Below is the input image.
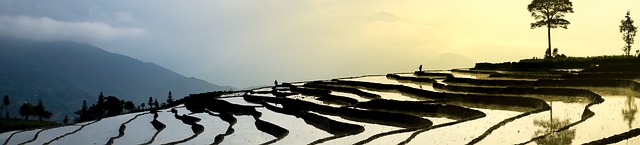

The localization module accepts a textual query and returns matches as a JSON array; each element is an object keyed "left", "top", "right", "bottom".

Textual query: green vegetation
[
  {"left": 18, "top": 99, "right": 52, "bottom": 121},
  {"left": 75, "top": 92, "right": 134, "bottom": 122},
  {"left": 620, "top": 11, "right": 638, "bottom": 56},
  {"left": 34, "top": 99, "right": 53, "bottom": 121},
  {"left": 528, "top": 0, "right": 574, "bottom": 58},
  {"left": 0, "top": 98, "right": 57, "bottom": 133},
  {"left": 0, "top": 118, "right": 61, "bottom": 132},
  {"left": 74, "top": 92, "right": 176, "bottom": 123}
]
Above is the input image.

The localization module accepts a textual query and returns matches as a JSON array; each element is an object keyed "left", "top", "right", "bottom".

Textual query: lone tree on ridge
[
  {"left": 528, "top": 0, "right": 574, "bottom": 58},
  {"left": 3, "top": 95, "right": 9, "bottom": 118},
  {"left": 620, "top": 10, "right": 638, "bottom": 56},
  {"left": 166, "top": 91, "right": 173, "bottom": 105}
]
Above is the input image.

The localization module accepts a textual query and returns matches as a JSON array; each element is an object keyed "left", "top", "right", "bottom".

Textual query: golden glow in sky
[{"left": 0, "top": 0, "right": 639, "bottom": 87}]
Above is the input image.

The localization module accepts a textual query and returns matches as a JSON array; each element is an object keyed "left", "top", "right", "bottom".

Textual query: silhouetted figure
[
  {"left": 419, "top": 65, "right": 423, "bottom": 72},
  {"left": 545, "top": 48, "right": 552, "bottom": 59},
  {"left": 272, "top": 80, "right": 279, "bottom": 93}
]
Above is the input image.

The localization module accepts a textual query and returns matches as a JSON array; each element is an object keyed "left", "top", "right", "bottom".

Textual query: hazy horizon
[{"left": 1, "top": 0, "right": 639, "bottom": 88}]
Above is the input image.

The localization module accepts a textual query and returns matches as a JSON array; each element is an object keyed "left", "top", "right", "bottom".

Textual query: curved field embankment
[
  {"left": 309, "top": 80, "right": 549, "bottom": 112},
  {"left": 3, "top": 129, "right": 40, "bottom": 145},
  {"left": 440, "top": 76, "right": 614, "bottom": 140},
  {"left": 140, "top": 111, "right": 165, "bottom": 145},
  {"left": 517, "top": 101, "right": 601, "bottom": 145},
  {"left": 435, "top": 79, "right": 603, "bottom": 103},
  {"left": 243, "top": 94, "right": 432, "bottom": 129},
  {"left": 302, "top": 83, "right": 381, "bottom": 99},
  {"left": 106, "top": 113, "right": 150, "bottom": 145},
  {"left": 182, "top": 92, "right": 292, "bottom": 145},
  {"left": 386, "top": 73, "right": 437, "bottom": 83},
  {"left": 161, "top": 108, "right": 204, "bottom": 145},
  {"left": 301, "top": 78, "right": 552, "bottom": 144},
  {"left": 258, "top": 101, "right": 363, "bottom": 135},
  {"left": 445, "top": 77, "right": 640, "bottom": 92},
  {"left": 212, "top": 112, "right": 236, "bottom": 145},
  {"left": 420, "top": 72, "right": 609, "bottom": 144},
  {"left": 387, "top": 73, "right": 611, "bottom": 144},
  {"left": 583, "top": 128, "right": 640, "bottom": 145},
  {"left": 255, "top": 119, "right": 288, "bottom": 145},
  {"left": 353, "top": 100, "right": 487, "bottom": 145},
  {"left": 17, "top": 128, "right": 47, "bottom": 145},
  {"left": 356, "top": 99, "right": 484, "bottom": 120},
  {"left": 290, "top": 86, "right": 359, "bottom": 105},
  {"left": 42, "top": 119, "right": 101, "bottom": 145},
  {"left": 413, "top": 71, "right": 454, "bottom": 79},
  {"left": 259, "top": 101, "right": 364, "bottom": 145}
]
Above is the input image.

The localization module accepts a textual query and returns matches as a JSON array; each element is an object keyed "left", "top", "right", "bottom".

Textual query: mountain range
[{"left": 0, "top": 37, "right": 231, "bottom": 121}]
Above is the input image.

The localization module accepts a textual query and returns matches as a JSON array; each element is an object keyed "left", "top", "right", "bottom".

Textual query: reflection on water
[
  {"left": 343, "top": 76, "right": 437, "bottom": 92},
  {"left": 533, "top": 118, "right": 576, "bottom": 145},
  {"left": 622, "top": 96, "right": 638, "bottom": 129}
]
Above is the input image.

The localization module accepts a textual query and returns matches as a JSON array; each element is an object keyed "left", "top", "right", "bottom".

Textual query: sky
[{"left": 0, "top": 0, "right": 638, "bottom": 88}]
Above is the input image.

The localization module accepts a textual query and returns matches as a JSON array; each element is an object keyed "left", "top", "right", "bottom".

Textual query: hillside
[{"left": 0, "top": 37, "right": 231, "bottom": 121}]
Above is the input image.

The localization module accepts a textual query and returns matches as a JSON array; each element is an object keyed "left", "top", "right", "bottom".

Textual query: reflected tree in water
[
  {"left": 533, "top": 118, "right": 576, "bottom": 145},
  {"left": 622, "top": 96, "right": 638, "bottom": 129}
]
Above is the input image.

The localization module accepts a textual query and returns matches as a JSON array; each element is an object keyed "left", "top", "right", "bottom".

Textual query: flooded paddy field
[{"left": 3, "top": 70, "right": 640, "bottom": 145}]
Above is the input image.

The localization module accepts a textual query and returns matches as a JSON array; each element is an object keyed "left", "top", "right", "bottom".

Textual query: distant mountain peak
[{"left": 0, "top": 37, "right": 231, "bottom": 121}]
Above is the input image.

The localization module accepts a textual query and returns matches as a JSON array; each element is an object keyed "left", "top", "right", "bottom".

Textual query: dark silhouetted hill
[{"left": 0, "top": 37, "right": 231, "bottom": 121}]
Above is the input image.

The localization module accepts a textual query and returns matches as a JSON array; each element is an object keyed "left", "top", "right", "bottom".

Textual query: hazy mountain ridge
[{"left": 0, "top": 37, "right": 231, "bottom": 121}]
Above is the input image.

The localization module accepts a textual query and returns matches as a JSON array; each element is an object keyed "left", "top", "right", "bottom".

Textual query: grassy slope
[{"left": 0, "top": 118, "right": 61, "bottom": 133}]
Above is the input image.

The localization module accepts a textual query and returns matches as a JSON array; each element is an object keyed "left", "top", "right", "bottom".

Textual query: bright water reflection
[
  {"left": 477, "top": 101, "right": 586, "bottom": 145},
  {"left": 549, "top": 96, "right": 640, "bottom": 144},
  {"left": 360, "top": 89, "right": 423, "bottom": 101},
  {"left": 343, "top": 76, "right": 437, "bottom": 92},
  {"left": 407, "top": 109, "right": 521, "bottom": 145}
]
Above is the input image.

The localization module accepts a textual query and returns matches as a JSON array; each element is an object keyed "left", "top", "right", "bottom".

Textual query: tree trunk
[
  {"left": 627, "top": 34, "right": 631, "bottom": 56},
  {"left": 550, "top": 101, "right": 553, "bottom": 122},
  {"left": 547, "top": 25, "right": 551, "bottom": 58}
]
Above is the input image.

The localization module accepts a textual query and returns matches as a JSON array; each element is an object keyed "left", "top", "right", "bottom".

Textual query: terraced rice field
[{"left": 3, "top": 69, "right": 640, "bottom": 145}]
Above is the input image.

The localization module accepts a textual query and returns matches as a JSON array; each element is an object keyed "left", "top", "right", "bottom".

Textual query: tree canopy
[
  {"left": 620, "top": 11, "right": 638, "bottom": 56},
  {"left": 2, "top": 95, "right": 9, "bottom": 118},
  {"left": 167, "top": 91, "right": 174, "bottom": 105},
  {"left": 75, "top": 92, "right": 158, "bottom": 122},
  {"left": 3, "top": 95, "right": 8, "bottom": 107},
  {"left": 19, "top": 103, "right": 35, "bottom": 120},
  {"left": 528, "top": 0, "right": 574, "bottom": 58},
  {"left": 35, "top": 99, "right": 52, "bottom": 121}
]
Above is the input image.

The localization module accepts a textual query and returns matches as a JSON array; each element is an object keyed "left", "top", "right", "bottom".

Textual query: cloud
[
  {"left": 114, "top": 12, "right": 133, "bottom": 22},
  {"left": 0, "top": 15, "right": 143, "bottom": 42}
]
